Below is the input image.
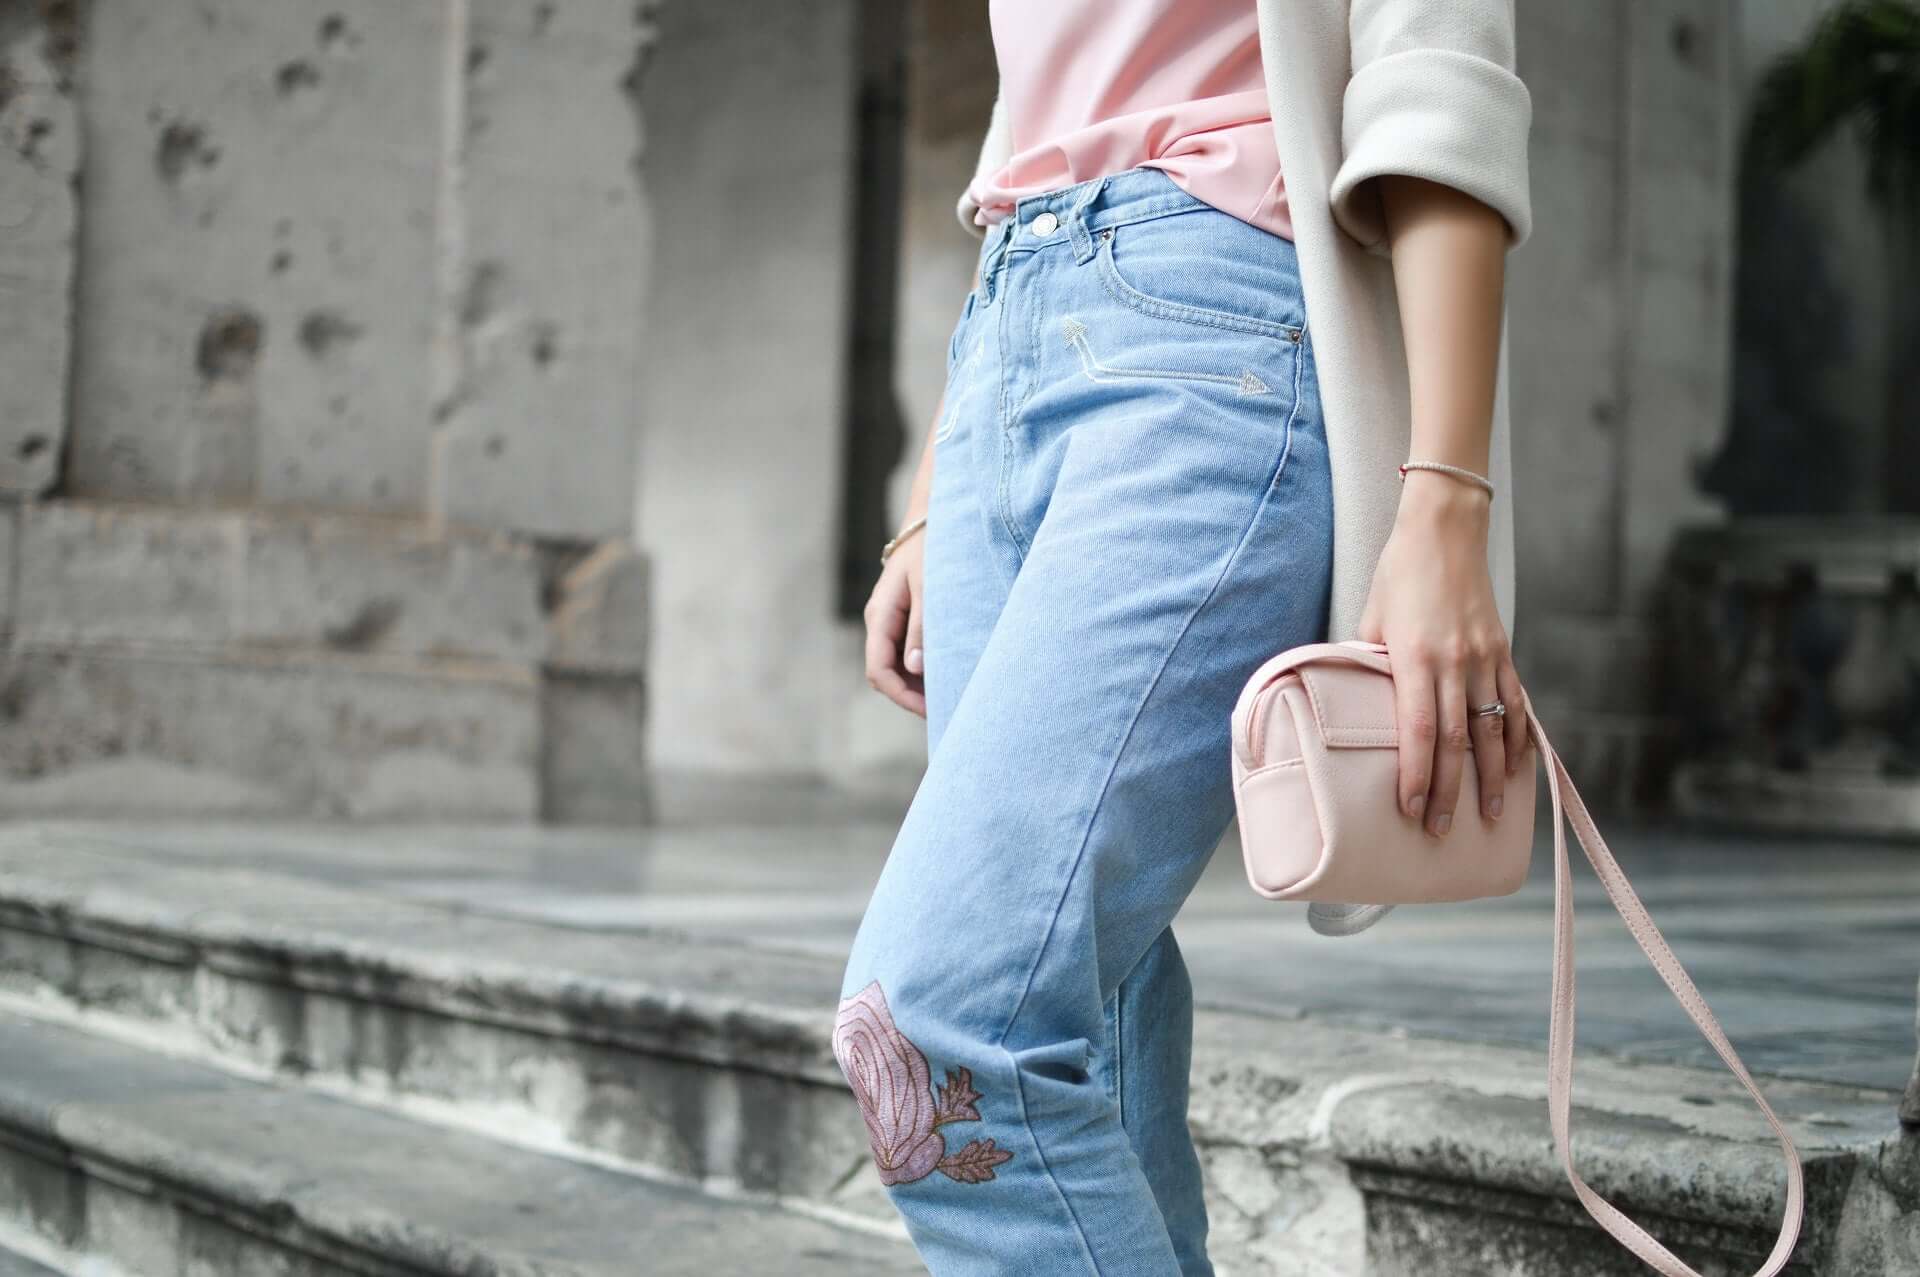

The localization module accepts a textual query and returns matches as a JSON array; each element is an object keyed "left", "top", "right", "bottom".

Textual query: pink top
[{"left": 967, "top": 0, "right": 1291, "bottom": 242}]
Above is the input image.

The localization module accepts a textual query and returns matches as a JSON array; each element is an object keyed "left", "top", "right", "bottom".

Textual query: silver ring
[{"left": 1473, "top": 700, "right": 1507, "bottom": 719}]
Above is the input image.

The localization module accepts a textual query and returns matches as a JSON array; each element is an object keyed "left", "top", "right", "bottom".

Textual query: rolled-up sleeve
[
  {"left": 1328, "top": 1, "right": 1533, "bottom": 254},
  {"left": 954, "top": 90, "right": 1013, "bottom": 240}
]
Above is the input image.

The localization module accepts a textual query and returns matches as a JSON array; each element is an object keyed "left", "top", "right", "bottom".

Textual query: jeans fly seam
[
  {"left": 1011, "top": 243, "right": 1049, "bottom": 423},
  {"left": 1273, "top": 322, "right": 1307, "bottom": 489},
  {"left": 985, "top": 374, "right": 1303, "bottom": 1275}
]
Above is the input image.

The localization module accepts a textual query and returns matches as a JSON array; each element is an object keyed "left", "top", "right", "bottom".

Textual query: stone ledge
[
  {"left": 0, "top": 826, "right": 841, "bottom": 1083},
  {"left": 0, "top": 824, "right": 1908, "bottom": 1273},
  {"left": 1184, "top": 1007, "right": 1899, "bottom": 1273},
  {"left": 7, "top": 499, "right": 548, "bottom": 663},
  {"left": 1335, "top": 1084, "right": 1813, "bottom": 1233},
  {"left": 1331, "top": 1084, "right": 1844, "bottom": 1274},
  {"left": 0, "top": 644, "right": 540, "bottom": 820},
  {"left": 0, "top": 1245, "right": 60, "bottom": 1277}
]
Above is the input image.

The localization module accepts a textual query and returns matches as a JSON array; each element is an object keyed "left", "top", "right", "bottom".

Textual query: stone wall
[
  {"left": 633, "top": 0, "right": 865, "bottom": 801},
  {"left": 0, "top": 0, "right": 1837, "bottom": 818},
  {"left": 1503, "top": 0, "right": 1740, "bottom": 808},
  {"left": 0, "top": 0, "right": 654, "bottom": 819}
]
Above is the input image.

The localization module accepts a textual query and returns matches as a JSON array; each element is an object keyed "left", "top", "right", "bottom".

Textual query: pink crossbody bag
[{"left": 1229, "top": 639, "right": 1804, "bottom": 1277}]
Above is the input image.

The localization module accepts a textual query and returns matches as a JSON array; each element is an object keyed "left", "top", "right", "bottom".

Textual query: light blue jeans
[{"left": 834, "top": 166, "right": 1333, "bottom": 1276}]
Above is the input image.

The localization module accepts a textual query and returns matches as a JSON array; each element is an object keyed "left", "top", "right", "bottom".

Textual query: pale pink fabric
[{"left": 968, "top": 0, "right": 1292, "bottom": 241}]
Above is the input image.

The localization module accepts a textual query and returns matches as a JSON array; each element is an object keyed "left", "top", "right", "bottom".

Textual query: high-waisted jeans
[{"left": 834, "top": 166, "right": 1334, "bottom": 1276}]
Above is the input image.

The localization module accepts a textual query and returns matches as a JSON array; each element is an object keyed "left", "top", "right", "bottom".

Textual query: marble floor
[{"left": 31, "top": 809, "right": 1920, "bottom": 1093}]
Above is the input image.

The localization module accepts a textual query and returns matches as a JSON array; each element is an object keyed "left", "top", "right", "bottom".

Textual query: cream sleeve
[{"left": 1329, "top": 0, "right": 1534, "bottom": 254}]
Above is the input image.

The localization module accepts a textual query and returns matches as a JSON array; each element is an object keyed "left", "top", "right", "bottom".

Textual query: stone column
[
  {"left": 1904, "top": 973, "right": 1920, "bottom": 1129},
  {"left": 1508, "top": 0, "right": 1737, "bottom": 805},
  {"left": 0, "top": 1, "right": 80, "bottom": 497},
  {"left": 633, "top": 0, "right": 861, "bottom": 806}
]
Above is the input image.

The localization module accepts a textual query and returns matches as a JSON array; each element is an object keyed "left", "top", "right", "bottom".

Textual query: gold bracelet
[{"left": 880, "top": 515, "right": 928, "bottom": 565}]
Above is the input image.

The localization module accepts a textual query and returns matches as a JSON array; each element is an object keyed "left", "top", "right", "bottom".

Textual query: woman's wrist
[{"left": 1393, "top": 469, "right": 1491, "bottom": 538}]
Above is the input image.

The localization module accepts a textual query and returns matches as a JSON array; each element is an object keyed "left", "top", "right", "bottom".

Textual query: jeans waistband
[{"left": 978, "top": 166, "right": 1214, "bottom": 299}]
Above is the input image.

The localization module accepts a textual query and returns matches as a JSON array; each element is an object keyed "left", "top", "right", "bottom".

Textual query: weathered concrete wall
[
  {"left": 0, "top": 0, "right": 654, "bottom": 820},
  {"left": 635, "top": 0, "right": 859, "bottom": 782},
  {"left": 62, "top": 0, "right": 647, "bottom": 535},
  {"left": 818, "top": 2, "right": 997, "bottom": 796},
  {"left": 1503, "top": 2, "right": 1739, "bottom": 804},
  {"left": 67, "top": 0, "right": 445, "bottom": 509},
  {"left": 0, "top": 1, "right": 80, "bottom": 498},
  {"left": 434, "top": 0, "right": 652, "bottom": 540}
]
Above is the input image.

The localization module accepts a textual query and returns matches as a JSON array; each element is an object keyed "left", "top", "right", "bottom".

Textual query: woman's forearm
[
  {"left": 1359, "top": 174, "right": 1529, "bottom": 836},
  {"left": 1377, "top": 175, "right": 1507, "bottom": 479}
]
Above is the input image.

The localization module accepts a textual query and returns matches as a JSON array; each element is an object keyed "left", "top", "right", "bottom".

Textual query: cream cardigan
[{"left": 955, "top": 0, "right": 1533, "bottom": 642}]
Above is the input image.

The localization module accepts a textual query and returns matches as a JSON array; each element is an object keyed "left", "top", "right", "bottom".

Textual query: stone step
[
  {"left": 0, "top": 825, "right": 874, "bottom": 1211},
  {"left": 3, "top": 501, "right": 548, "bottom": 663},
  {"left": 0, "top": 824, "right": 1909, "bottom": 1274},
  {"left": 0, "top": 501, "right": 650, "bottom": 822},
  {"left": 0, "top": 643, "right": 542, "bottom": 821},
  {"left": 0, "top": 1009, "right": 919, "bottom": 1277},
  {"left": 0, "top": 1246, "right": 59, "bottom": 1277}
]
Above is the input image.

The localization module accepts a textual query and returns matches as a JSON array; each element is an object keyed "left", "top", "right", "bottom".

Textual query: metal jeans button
[{"left": 1029, "top": 211, "right": 1059, "bottom": 237}]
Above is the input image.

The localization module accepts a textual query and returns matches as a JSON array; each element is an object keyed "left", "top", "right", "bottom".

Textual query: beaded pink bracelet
[{"left": 1398, "top": 461, "right": 1495, "bottom": 499}]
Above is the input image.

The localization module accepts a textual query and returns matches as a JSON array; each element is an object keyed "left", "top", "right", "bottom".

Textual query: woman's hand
[
  {"left": 864, "top": 518, "right": 927, "bottom": 718},
  {"left": 1356, "top": 471, "right": 1529, "bottom": 836}
]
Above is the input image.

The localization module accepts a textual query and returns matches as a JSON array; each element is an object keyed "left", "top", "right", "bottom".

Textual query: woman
[{"left": 835, "top": 1, "right": 1533, "bottom": 1271}]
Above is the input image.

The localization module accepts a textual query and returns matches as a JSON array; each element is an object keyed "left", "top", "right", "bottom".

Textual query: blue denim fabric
[{"left": 834, "top": 166, "right": 1332, "bottom": 1276}]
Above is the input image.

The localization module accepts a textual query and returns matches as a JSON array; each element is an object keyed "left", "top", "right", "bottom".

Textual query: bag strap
[{"left": 1524, "top": 699, "right": 1804, "bottom": 1275}]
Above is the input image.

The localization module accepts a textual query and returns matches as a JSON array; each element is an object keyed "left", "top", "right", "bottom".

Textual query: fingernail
[
  {"left": 1489, "top": 796, "right": 1503, "bottom": 819},
  {"left": 1408, "top": 794, "right": 1425, "bottom": 819},
  {"left": 905, "top": 647, "right": 923, "bottom": 674},
  {"left": 1434, "top": 813, "right": 1451, "bottom": 836}
]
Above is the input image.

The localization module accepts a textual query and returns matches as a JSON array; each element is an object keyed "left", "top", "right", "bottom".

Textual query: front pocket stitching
[
  {"left": 935, "top": 333, "right": 985, "bottom": 443},
  {"left": 1094, "top": 227, "right": 1302, "bottom": 342},
  {"left": 1063, "top": 317, "right": 1273, "bottom": 396}
]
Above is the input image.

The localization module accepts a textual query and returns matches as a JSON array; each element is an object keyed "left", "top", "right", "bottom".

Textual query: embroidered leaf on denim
[
  {"left": 932, "top": 1067, "right": 982, "bottom": 1127},
  {"left": 936, "top": 1138, "right": 1014, "bottom": 1184}
]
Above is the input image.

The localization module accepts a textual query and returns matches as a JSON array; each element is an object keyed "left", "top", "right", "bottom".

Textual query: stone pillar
[
  {"left": 1508, "top": 0, "right": 1737, "bottom": 806},
  {"left": 1904, "top": 979, "right": 1920, "bottom": 1128},
  {"left": 432, "top": 0, "right": 650, "bottom": 540},
  {"left": 0, "top": 0, "right": 80, "bottom": 497},
  {"left": 633, "top": 0, "right": 861, "bottom": 803}
]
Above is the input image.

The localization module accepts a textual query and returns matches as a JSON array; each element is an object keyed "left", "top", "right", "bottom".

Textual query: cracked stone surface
[{"left": 24, "top": 812, "right": 1909, "bottom": 1091}]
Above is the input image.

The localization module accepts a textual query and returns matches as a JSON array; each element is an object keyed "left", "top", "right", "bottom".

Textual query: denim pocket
[
  {"left": 1060, "top": 315, "right": 1290, "bottom": 399},
  {"left": 1093, "top": 213, "right": 1304, "bottom": 342},
  {"left": 936, "top": 325, "right": 986, "bottom": 445},
  {"left": 945, "top": 288, "right": 978, "bottom": 375}
]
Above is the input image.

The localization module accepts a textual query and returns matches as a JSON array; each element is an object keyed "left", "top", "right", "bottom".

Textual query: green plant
[
  {"left": 1744, "top": 0, "right": 1919, "bottom": 214},
  {"left": 1743, "top": 0, "right": 1920, "bottom": 511}
]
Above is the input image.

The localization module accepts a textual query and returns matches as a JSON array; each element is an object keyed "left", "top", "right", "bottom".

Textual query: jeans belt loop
[{"left": 1067, "top": 175, "right": 1109, "bottom": 265}]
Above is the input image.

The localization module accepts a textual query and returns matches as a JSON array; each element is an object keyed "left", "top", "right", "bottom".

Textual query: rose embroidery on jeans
[{"left": 832, "top": 980, "right": 1014, "bottom": 1185}]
